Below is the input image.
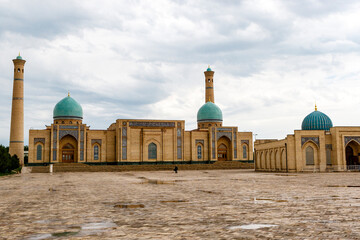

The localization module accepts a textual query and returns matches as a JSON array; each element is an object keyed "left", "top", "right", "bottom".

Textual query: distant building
[
  {"left": 255, "top": 105, "right": 360, "bottom": 172},
  {"left": 26, "top": 64, "right": 253, "bottom": 165}
]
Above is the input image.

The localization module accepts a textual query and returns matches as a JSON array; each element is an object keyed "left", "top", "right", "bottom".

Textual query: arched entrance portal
[
  {"left": 62, "top": 143, "right": 75, "bottom": 163},
  {"left": 217, "top": 136, "right": 231, "bottom": 161},
  {"left": 218, "top": 144, "right": 228, "bottom": 161},
  {"left": 59, "top": 135, "right": 78, "bottom": 163},
  {"left": 345, "top": 143, "right": 359, "bottom": 166}
]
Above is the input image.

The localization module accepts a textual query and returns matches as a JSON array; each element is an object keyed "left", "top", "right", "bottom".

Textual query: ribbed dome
[
  {"left": 53, "top": 95, "right": 83, "bottom": 120},
  {"left": 197, "top": 102, "right": 223, "bottom": 122},
  {"left": 301, "top": 110, "right": 333, "bottom": 131}
]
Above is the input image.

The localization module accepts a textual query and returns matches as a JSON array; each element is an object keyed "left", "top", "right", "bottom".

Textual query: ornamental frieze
[
  {"left": 217, "top": 128, "right": 233, "bottom": 132},
  {"left": 59, "top": 125, "right": 78, "bottom": 129},
  {"left": 301, "top": 137, "right": 319, "bottom": 147},
  {"left": 344, "top": 136, "right": 360, "bottom": 146},
  {"left": 129, "top": 121, "right": 175, "bottom": 128}
]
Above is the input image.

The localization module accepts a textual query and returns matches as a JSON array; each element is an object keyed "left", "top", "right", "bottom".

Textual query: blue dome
[
  {"left": 301, "top": 110, "right": 333, "bottom": 131},
  {"left": 53, "top": 95, "right": 83, "bottom": 120},
  {"left": 197, "top": 102, "right": 223, "bottom": 122}
]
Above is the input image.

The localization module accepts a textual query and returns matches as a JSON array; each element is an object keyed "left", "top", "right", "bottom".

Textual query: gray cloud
[{"left": 1, "top": 0, "right": 360, "bottom": 145}]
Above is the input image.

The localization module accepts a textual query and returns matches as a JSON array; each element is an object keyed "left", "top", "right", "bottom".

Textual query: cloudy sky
[{"left": 1, "top": 0, "right": 360, "bottom": 146}]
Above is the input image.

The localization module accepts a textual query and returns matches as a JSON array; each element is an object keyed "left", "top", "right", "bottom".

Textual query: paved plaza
[{"left": 0, "top": 170, "right": 360, "bottom": 239}]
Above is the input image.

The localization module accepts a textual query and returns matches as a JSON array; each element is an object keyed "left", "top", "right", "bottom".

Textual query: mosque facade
[
  {"left": 26, "top": 63, "right": 253, "bottom": 165},
  {"left": 254, "top": 105, "right": 360, "bottom": 172}
]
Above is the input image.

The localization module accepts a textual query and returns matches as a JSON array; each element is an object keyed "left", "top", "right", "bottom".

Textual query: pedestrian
[{"left": 173, "top": 166, "right": 178, "bottom": 173}]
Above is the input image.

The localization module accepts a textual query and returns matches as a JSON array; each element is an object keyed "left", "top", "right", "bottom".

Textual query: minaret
[
  {"left": 204, "top": 65, "right": 215, "bottom": 103},
  {"left": 9, "top": 53, "right": 26, "bottom": 164}
]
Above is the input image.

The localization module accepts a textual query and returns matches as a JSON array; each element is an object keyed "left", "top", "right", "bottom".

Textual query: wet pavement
[{"left": 0, "top": 170, "right": 359, "bottom": 239}]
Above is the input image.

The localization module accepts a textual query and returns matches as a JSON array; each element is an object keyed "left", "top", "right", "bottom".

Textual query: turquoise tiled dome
[
  {"left": 301, "top": 109, "right": 333, "bottom": 131},
  {"left": 53, "top": 95, "right": 83, "bottom": 120},
  {"left": 197, "top": 102, "right": 223, "bottom": 122}
]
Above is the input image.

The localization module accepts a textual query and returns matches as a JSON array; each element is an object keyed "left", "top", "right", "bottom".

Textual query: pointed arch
[{"left": 148, "top": 142, "right": 157, "bottom": 160}]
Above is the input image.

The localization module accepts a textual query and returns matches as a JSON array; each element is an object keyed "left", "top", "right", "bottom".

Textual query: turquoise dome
[
  {"left": 197, "top": 102, "right": 223, "bottom": 122},
  {"left": 301, "top": 110, "right": 333, "bottom": 131},
  {"left": 207, "top": 67, "right": 212, "bottom": 71},
  {"left": 16, "top": 55, "right": 22, "bottom": 60},
  {"left": 53, "top": 95, "right": 83, "bottom": 120}
]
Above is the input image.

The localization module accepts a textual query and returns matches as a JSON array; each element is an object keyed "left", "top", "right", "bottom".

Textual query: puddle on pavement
[
  {"left": 114, "top": 203, "right": 145, "bottom": 208},
  {"left": 197, "top": 190, "right": 220, "bottom": 194},
  {"left": 27, "top": 221, "right": 117, "bottom": 239},
  {"left": 160, "top": 200, "right": 188, "bottom": 203},
  {"left": 27, "top": 233, "right": 52, "bottom": 240},
  {"left": 327, "top": 185, "right": 360, "bottom": 188},
  {"left": 141, "top": 179, "right": 174, "bottom": 184},
  {"left": 228, "top": 224, "right": 278, "bottom": 230},
  {"left": 254, "top": 198, "right": 287, "bottom": 203},
  {"left": 78, "top": 221, "right": 117, "bottom": 236}
]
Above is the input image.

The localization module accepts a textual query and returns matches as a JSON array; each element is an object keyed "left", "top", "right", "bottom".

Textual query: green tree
[{"left": 0, "top": 145, "right": 20, "bottom": 173}]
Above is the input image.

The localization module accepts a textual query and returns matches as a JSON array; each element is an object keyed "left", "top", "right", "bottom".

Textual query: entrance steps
[{"left": 28, "top": 161, "right": 254, "bottom": 173}]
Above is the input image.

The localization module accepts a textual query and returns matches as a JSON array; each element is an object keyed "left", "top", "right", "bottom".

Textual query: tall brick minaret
[
  {"left": 204, "top": 65, "right": 215, "bottom": 103},
  {"left": 9, "top": 54, "right": 26, "bottom": 164}
]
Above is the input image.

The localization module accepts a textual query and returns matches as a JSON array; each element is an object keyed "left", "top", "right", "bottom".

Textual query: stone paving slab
[{"left": 0, "top": 170, "right": 360, "bottom": 239}]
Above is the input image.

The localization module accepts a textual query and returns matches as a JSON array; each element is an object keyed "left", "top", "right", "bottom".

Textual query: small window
[
  {"left": 36, "top": 145, "right": 42, "bottom": 160},
  {"left": 94, "top": 145, "right": 99, "bottom": 160},
  {"left": 243, "top": 145, "right": 247, "bottom": 159},
  {"left": 306, "top": 146, "right": 314, "bottom": 165},
  {"left": 326, "top": 149, "right": 331, "bottom": 165},
  {"left": 208, "top": 79, "right": 210, "bottom": 82},
  {"left": 208, "top": 124, "right": 211, "bottom": 127},
  {"left": 197, "top": 145, "right": 202, "bottom": 159},
  {"left": 56, "top": 121, "right": 58, "bottom": 124},
  {"left": 17, "top": 68, "right": 20, "bottom": 72},
  {"left": 148, "top": 143, "right": 157, "bottom": 159}
]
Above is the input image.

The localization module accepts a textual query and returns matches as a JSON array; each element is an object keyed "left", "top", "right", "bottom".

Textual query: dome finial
[
  {"left": 68, "top": 91, "right": 70, "bottom": 97},
  {"left": 18, "top": 52, "right": 20, "bottom": 57},
  {"left": 315, "top": 102, "right": 317, "bottom": 111}
]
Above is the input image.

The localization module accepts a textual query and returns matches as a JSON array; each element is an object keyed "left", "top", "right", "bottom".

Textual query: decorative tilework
[
  {"left": 195, "top": 140, "right": 204, "bottom": 145},
  {"left": 129, "top": 121, "right": 175, "bottom": 127},
  {"left": 212, "top": 128, "right": 215, "bottom": 159},
  {"left": 217, "top": 128, "right": 233, "bottom": 131},
  {"left": 301, "top": 137, "right": 319, "bottom": 147},
  {"left": 59, "top": 125, "right": 78, "bottom": 129},
  {"left": 59, "top": 130, "right": 78, "bottom": 140},
  {"left": 80, "top": 151, "right": 84, "bottom": 161},
  {"left": 53, "top": 150, "right": 57, "bottom": 161},
  {"left": 34, "top": 138, "right": 45, "bottom": 144},
  {"left": 122, "top": 127, "right": 127, "bottom": 160},
  {"left": 91, "top": 139, "right": 102, "bottom": 145},
  {"left": 344, "top": 136, "right": 360, "bottom": 146},
  {"left": 241, "top": 140, "right": 249, "bottom": 145},
  {"left": 217, "top": 132, "right": 232, "bottom": 141}
]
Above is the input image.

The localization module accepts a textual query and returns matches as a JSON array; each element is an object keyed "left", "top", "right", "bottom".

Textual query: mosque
[
  {"left": 10, "top": 56, "right": 253, "bottom": 165},
  {"left": 9, "top": 54, "right": 360, "bottom": 171},
  {"left": 255, "top": 105, "right": 360, "bottom": 172}
]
